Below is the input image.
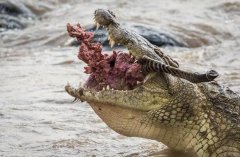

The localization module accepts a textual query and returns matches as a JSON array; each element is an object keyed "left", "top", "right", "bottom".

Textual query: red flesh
[{"left": 67, "top": 23, "right": 144, "bottom": 90}]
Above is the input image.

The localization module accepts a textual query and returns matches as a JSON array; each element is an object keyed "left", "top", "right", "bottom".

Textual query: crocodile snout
[{"left": 94, "top": 9, "right": 117, "bottom": 27}]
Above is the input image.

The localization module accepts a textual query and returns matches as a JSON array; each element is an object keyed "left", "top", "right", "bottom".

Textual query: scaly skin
[{"left": 65, "top": 9, "right": 240, "bottom": 157}]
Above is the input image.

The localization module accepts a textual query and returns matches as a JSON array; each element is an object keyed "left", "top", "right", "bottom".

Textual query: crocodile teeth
[
  {"left": 108, "top": 35, "right": 115, "bottom": 48},
  {"left": 110, "top": 40, "right": 115, "bottom": 48},
  {"left": 96, "top": 23, "right": 100, "bottom": 30},
  {"left": 109, "top": 39, "right": 115, "bottom": 48},
  {"left": 143, "top": 73, "right": 156, "bottom": 83},
  {"left": 106, "top": 85, "right": 110, "bottom": 90},
  {"left": 73, "top": 98, "right": 82, "bottom": 102},
  {"left": 73, "top": 98, "right": 78, "bottom": 102}
]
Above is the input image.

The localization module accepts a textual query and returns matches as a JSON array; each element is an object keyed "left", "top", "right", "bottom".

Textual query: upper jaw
[
  {"left": 94, "top": 10, "right": 131, "bottom": 53},
  {"left": 94, "top": 14, "right": 145, "bottom": 61},
  {"left": 94, "top": 9, "right": 117, "bottom": 28}
]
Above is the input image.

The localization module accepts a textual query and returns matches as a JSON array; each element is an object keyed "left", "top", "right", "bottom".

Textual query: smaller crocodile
[{"left": 94, "top": 9, "right": 218, "bottom": 83}]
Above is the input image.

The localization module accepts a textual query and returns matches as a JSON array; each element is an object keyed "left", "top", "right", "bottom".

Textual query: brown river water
[{"left": 0, "top": 0, "right": 239, "bottom": 156}]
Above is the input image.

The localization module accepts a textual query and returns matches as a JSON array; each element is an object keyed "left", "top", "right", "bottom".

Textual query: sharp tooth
[
  {"left": 106, "top": 85, "right": 110, "bottom": 90},
  {"left": 137, "top": 81, "right": 141, "bottom": 85},
  {"left": 73, "top": 98, "right": 77, "bottom": 102},
  {"left": 110, "top": 39, "right": 115, "bottom": 48},
  {"left": 143, "top": 73, "right": 156, "bottom": 83},
  {"left": 96, "top": 23, "right": 100, "bottom": 30}
]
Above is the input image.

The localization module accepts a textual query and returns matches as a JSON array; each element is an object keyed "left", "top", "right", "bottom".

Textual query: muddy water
[{"left": 0, "top": 0, "right": 239, "bottom": 156}]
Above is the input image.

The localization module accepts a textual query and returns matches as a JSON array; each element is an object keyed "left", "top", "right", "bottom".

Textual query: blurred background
[{"left": 0, "top": 0, "right": 239, "bottom": 156}]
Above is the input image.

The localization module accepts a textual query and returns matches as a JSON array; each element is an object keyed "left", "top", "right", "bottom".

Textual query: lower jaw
[
  {"left": 89, "top": 101, "right": 146, "bottom": 137},
  {"left": 89, "top": 101, "right": 180, "bottom": 149}
]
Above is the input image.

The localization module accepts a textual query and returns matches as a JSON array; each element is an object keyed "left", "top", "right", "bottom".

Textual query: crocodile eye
[{"left": 108, "top": 10, "right": 116, "bottom": 18}]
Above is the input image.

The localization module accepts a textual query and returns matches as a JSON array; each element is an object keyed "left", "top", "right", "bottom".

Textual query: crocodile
[{"left": 65, "top": 9, "right": 240, "bottom": 157}]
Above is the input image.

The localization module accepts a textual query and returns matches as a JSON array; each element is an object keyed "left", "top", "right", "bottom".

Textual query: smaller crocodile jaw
[
  {"left": 94, "top": 9, "right": 145, "bottom": 59},
  {"left": 94, "top": 9, "right": 117, "bottom": 27}
]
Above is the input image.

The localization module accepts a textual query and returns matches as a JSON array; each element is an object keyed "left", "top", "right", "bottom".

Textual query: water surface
[{"left": 0, "top": 0, "right": 239, "bottom": 156}]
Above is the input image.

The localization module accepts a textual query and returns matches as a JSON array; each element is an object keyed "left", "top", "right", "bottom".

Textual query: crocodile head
[
  {"left": 65, "top": 9, "right": 180, "bottom": 140},
  {"left": 65, "top": 9, "right": 209, "bottom": 155}
]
